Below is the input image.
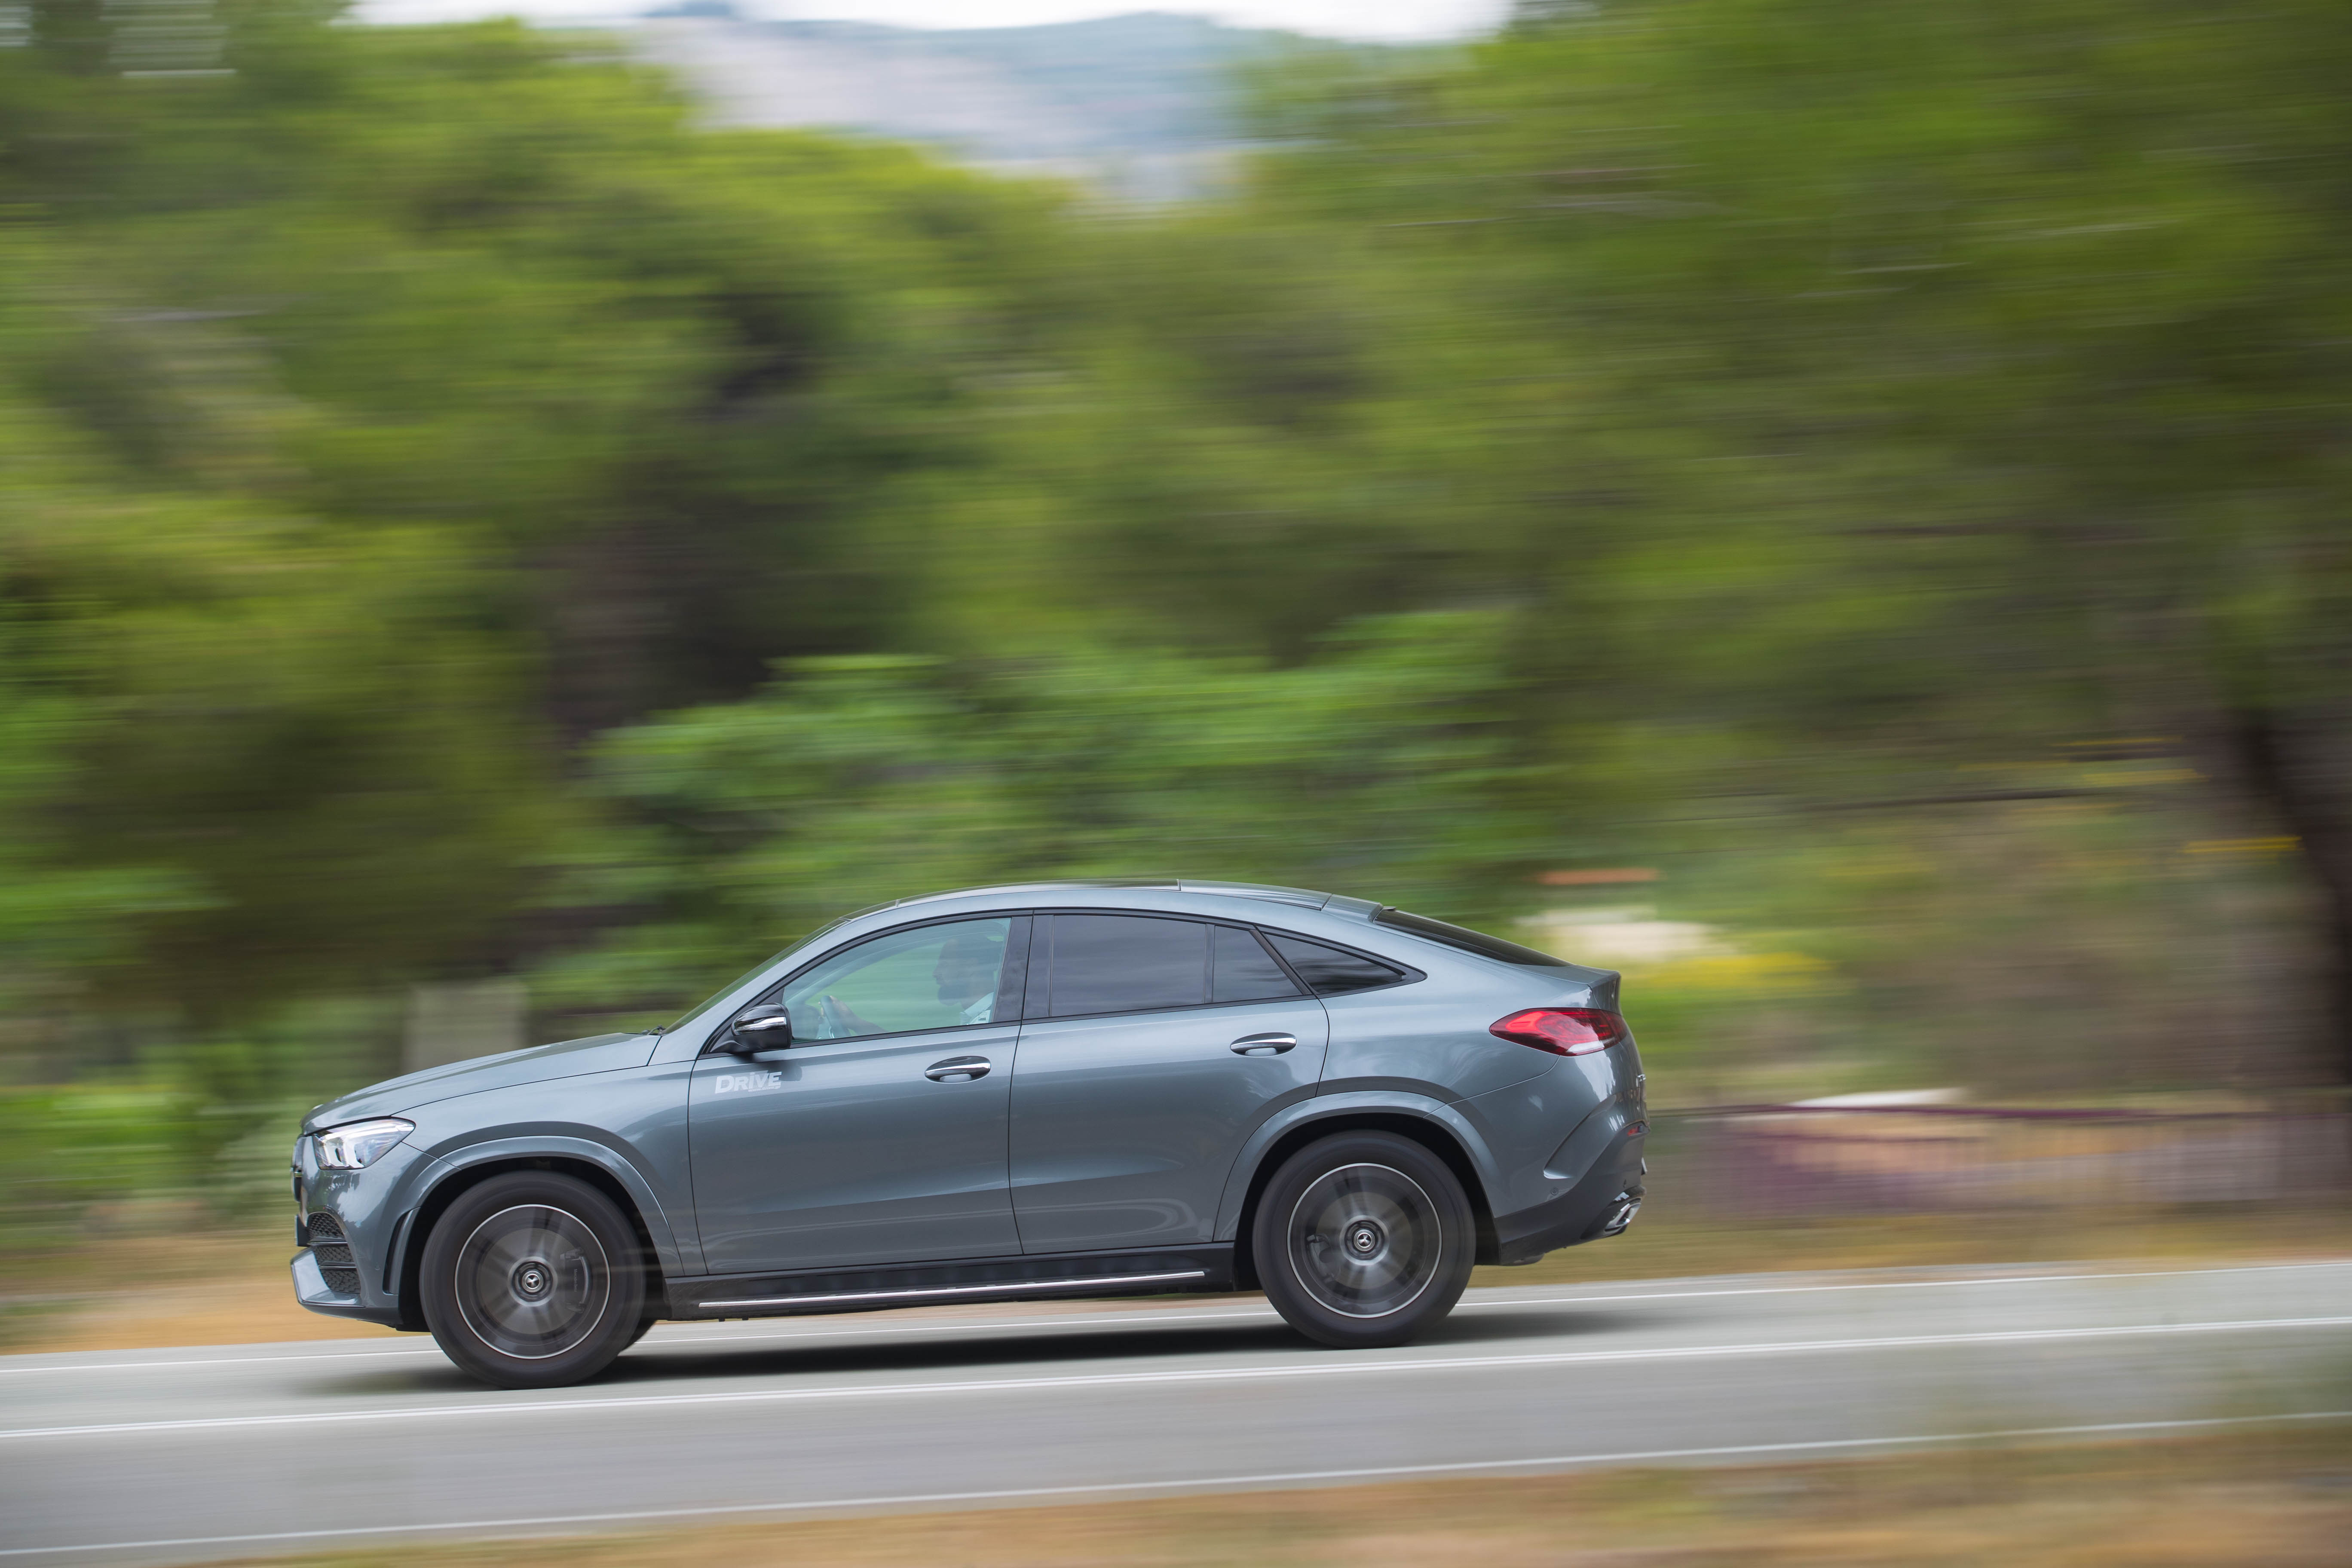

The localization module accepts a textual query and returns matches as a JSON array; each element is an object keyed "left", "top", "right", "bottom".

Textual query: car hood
[{"left": 301, "top": 1032, "right": 658, "bottom": 1131}]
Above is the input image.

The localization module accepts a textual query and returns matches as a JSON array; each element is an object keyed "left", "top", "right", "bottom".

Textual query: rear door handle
[
  {"left": 924, "top": 1056, "right": 991, "bottom": 1082},
  {"left": 1230, "top": 1033, "right": 1297, "bottom": 1056}
]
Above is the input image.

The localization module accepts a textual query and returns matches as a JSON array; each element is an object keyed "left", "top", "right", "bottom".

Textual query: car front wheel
[
  {"left": 1253, "top": 1130, "right": 1475, "bottom": 1350},
  {"left": 420, "top": 1172, "right": 646, "bottom": 1389}
]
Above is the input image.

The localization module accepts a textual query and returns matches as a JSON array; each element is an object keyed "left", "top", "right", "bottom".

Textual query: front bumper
[
  {"left": 1488, "top": 1125, "right": 1647, "bottom": 1265},
  {"left": 290, "top": 1246, "right": 406, "bottom": 1328},
  {"left": 288, "top": 1134, "right": 425, "bottom": 1330}
]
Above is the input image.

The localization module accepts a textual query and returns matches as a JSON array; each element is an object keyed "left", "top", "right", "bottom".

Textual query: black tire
[
  {"left": 1252, "top": 1131, "right": 1475, "bottom": 1350},
  {"left": 420, "top": 1172, "right": 646, "bottom": 1389}
]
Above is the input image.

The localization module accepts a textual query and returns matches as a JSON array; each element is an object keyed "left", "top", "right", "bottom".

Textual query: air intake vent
[{"left": 306, "top": 1212, "right": 358, "bottom": 1295}]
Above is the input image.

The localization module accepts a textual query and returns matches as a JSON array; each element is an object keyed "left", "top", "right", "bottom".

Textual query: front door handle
[
  {"left": 925, "top": 1056, "right": 991, "bottom": 1082},
  {"left": 1230, "top": 1033, "right": 1297, "bottom": 1056}
]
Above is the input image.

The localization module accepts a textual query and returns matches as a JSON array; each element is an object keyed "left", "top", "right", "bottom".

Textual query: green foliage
[
  {"left": 539, "top": 614, "right": 1566, "bottom": 1031},
  {"left": 4, "top": 0, "right": 2352, "bottom": 1254}
]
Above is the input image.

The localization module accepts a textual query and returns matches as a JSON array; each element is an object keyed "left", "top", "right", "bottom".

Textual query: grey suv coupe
[{"left": 291, "top": 881, "right": 1648, "bottom": 1387}]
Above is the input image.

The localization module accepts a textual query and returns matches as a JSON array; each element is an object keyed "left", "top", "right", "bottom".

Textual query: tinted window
[
  {"left": 1372, "top": 907, "right": 1573, "bottom": 968},
  {"left": 1047, "top": 915, "right": 1208, "bottom": 1016},
  {"left": 1212, "top": 925, "right": 1302, "bottom": 1003},
  {"left": 1265, "top": 934, "right": 1406, "bottom": 996},
  {"left": 775, "top": 918, "right": 1014, "bottom": 1040}
]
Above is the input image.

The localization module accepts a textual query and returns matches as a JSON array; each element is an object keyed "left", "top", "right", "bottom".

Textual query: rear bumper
[{"left": 1487, "top": 1127, "right": 1646, "bottom": 1266}]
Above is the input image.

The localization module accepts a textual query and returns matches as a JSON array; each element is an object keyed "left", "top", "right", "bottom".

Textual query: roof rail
[{"left": 865, "top": 879, "right": 1335, "bottom": 913}]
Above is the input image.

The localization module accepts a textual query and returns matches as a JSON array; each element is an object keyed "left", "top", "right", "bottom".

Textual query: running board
[
  {"left": 698, "top": 1269, "right": 1207, "bottom": 1312},
  {"left": 668, "top": 1246, "right": 1236, "bottom": 1321}
]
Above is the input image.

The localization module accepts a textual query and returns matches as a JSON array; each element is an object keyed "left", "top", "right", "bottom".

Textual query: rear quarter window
[{"left": 1264, "top": 933, "right": 1410, "bottom": 996}]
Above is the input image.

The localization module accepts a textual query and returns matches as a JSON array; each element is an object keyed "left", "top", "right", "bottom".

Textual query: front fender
[
  {"left": 1210, "top": 1089, "right": 1510, "bottom": 1243},
  {"left": 392, "top": 1131, "right": 699, "bottom": 1289}
]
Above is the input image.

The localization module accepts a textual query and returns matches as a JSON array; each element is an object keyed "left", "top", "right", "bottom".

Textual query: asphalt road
[{"left": 4, "top": 1259, "right": 2349, "bottom": 1565}]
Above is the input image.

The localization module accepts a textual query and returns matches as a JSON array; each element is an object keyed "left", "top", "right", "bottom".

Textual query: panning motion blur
[{"left": 290, "top": 882, "right": 1648, "bottom": 1387}]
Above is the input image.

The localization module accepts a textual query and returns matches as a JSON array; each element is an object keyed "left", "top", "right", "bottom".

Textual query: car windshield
[
  {"left": 1371, "top": 907, "right": 1574, "bottom": 968},
  {"left": 659, "top": 925, "right": 844, "bottom": 1033}
]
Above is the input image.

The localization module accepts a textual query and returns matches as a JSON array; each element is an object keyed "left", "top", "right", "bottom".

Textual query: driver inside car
[{"left": 811, "top": 928, "right": 1003, "bottom": 1038}]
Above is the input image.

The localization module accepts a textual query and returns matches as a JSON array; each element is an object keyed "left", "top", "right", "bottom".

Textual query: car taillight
[{"left": 1490, "top": 1008, "right": 1626, "bottom": 1057}]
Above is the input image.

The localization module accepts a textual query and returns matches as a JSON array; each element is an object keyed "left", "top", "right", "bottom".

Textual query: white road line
[
  {"left": 5, "top": 1314, "right": 2347, "bottom": 1442},
  {"left": 5, "top": 1257, "right": 2343, "bottom": 1377},
  {"left": 3, "top": 1408, "right": 2346, "bottom": 1560},
  {"left": 1464, "top": 1257, "right": 2352, "bottom": 1310},
  {"left": 0, "top": 1309, "right": 1287, "bottom": 1377}
]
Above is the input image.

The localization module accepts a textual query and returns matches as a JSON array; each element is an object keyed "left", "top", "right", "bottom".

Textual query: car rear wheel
[
  {"left": 420, "top": 1172, "right": 646, "bottom": 1389},
  {"left": 1253, "top": 1131, "right": 1475, "bottom": 1350}
]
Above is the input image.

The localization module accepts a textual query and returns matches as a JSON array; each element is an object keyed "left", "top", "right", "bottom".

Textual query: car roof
[{"left": 837, "top": 879, "right": 1337, "bottom": 922}]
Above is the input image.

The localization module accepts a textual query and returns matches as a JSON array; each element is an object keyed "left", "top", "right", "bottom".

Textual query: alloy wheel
[
  {"left": 453, "top": 1204, "right": 613, "bottom": 1361},
  {"left": 1285, "top": 1161, "right": 1445, "bottom": 1319}
]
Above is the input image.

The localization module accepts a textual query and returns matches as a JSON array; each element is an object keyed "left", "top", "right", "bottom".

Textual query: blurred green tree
[
  {"left": 3, "top": 0, "right": 2350, "bottom": 1227},
  {"left": 0, "top": 2, "right": 1075, "bottom": 1045},
  {"left": 535, "top": 614, "right": 1575, "bottom": 1031},
  {"left": 1164, "top": 0, "right": 2352, "bottom": 1083}
]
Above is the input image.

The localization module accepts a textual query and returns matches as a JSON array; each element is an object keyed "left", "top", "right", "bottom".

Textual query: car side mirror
[{"left": 726, "top": 1007, "right": 793, "bottom": 1056}]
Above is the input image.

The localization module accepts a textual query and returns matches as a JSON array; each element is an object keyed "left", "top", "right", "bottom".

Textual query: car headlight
[{"left": 315, "top": 1118, "right": 414, "bottom": 1170}]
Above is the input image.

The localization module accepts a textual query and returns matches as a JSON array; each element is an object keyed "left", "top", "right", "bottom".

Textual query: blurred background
[{"left": 2, "top": 0, "right": 2349, "bottom": 1346}]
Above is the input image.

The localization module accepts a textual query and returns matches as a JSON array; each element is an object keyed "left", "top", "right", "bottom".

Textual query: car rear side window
[
  {"left": 1046, "top": 915, "right": 1208, "bottom": 1016},
  {"left": 1265, "top": 934, "right": 1406, "bottom": 996},
  {"left": 1211, "top": 925, "right": 1301, "bottom": 1003}
]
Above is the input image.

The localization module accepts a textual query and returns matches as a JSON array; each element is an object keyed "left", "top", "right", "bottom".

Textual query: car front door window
[{"left": 778, "top": 918, "right": 1017, "bottom": 1041}]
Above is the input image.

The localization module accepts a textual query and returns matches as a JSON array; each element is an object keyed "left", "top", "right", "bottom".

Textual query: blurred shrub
[
  {"left": 0, "top": 1087, "right": 176, "bottom": 1258},
  {"left": 536, "top": 613, "right": 1577, "bottom": 1029}
]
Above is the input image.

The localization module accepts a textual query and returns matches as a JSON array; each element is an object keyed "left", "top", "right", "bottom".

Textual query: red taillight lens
[{"left": 1490, "top": 1008, "right": 1626, "bottom": 1057}]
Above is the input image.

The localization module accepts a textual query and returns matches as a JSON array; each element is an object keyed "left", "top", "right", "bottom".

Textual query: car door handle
[
  {"left": 1230, "top": 1033, "right": 1297, "bottom": 1055},
  {"left": 924, "top": 1056, "right": 991, "bottom": 1082}
]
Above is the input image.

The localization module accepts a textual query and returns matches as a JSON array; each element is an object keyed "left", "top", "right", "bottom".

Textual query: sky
[{"left": 353, "top": 0, "right": 1520, "bottom": 42}]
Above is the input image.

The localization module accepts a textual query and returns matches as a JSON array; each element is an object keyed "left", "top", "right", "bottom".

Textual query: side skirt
[{"left": 663, "top": 1246, "right": 1238, "bottom": 1321}]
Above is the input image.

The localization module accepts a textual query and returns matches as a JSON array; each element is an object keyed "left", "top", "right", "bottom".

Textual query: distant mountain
[{"left": 630, "top": 8, "right": 1379, "bottom": 196}]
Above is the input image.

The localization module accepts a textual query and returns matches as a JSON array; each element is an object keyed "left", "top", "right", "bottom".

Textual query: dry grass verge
[
  {"left": 1485, "top": 1200, "right": 2352, "bottom": 1287},
  {"left": 205, "top": 1425, "right": 2352, "bottom": 1568}
]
